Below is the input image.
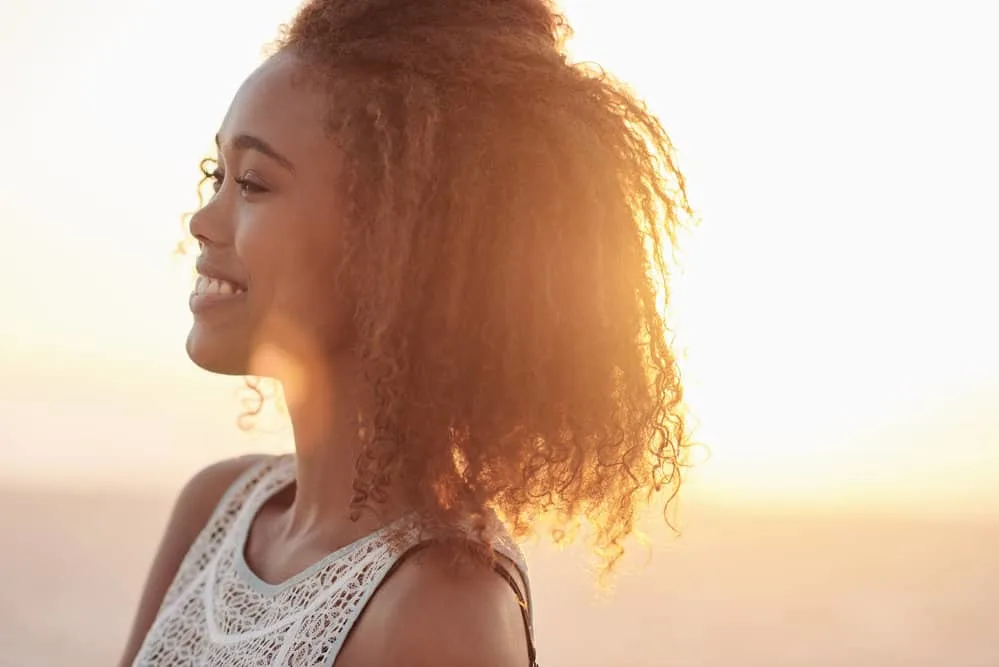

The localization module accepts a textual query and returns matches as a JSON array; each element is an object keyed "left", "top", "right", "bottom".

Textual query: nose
[{"left": 188, "top": 194, "right": 230, "bottom": 248}]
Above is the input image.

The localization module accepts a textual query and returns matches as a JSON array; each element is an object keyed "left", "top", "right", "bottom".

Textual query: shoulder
[
  {"left": 116, "top": 454, "right": 270, "bottom": 666},
  {"left": 173, "top": 454, "right": 269, "bottom": 523},
  {"left": 158, "top": 453, "right": 272, "bottom": 576},
  {"left": 151, "top": 453, "right": 269, "bottom": 578},
  {"left": 357, "top": 543, "right": 532, "bottom": 667}
]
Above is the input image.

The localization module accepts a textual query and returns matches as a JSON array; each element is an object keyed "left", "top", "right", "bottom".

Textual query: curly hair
[{"left": 194, "top": 0, "right": 693, "bottom": 573}]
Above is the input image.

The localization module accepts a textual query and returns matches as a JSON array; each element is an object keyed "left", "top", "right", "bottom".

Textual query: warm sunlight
[
  {"left": 4, "top": 2, "right": 998, "bottom": 665},
  {"left": 2, "top": 0, "right": 997, "bottom": 511}
]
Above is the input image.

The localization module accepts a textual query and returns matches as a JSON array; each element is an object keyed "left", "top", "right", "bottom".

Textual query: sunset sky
[{"left": 1, "top": 0, "right": 996, "bottom": 517}]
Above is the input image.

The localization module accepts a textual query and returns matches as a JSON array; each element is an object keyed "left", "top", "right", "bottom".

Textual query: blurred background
[{"left": 1, "top": 0, "right": 996, "bottom": 665}]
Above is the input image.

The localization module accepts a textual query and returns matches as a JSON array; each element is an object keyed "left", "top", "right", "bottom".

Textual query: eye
[
  {"left": 234, "top": 173, "right": 268, "bottom": 196},
  {"left": 198, "top": 159, "right": 268, "bottom": 197}
]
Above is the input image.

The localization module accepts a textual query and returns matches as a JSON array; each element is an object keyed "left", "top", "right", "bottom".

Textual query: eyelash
[{"left": 200, "top": 161, "right": 267, "bottom": 196}]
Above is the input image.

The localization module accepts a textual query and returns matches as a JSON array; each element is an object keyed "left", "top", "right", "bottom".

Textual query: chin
[{"left": 186, "top": 325, "right": 253, "bottom": 376}]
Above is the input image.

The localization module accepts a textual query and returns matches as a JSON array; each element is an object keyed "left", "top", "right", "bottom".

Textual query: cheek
[
  {"left": 299, "top": 233, "right": 354, "bottom": 349},
  {"left": 239, "top": 209, "right": 352, "bottom": 355}
]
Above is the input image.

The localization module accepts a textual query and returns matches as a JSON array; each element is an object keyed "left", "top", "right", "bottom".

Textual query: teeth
[{"left": 194, "top": 275, "right": 245, "bottom": 296}]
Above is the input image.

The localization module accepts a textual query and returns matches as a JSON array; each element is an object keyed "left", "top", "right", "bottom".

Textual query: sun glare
[{"left": 0, "top": 0, "right": 994, "bottom": 516}]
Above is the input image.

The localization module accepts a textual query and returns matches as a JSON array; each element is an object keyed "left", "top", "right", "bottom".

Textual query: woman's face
[{"left": 186, "top": 52, "right": 350, "bottom": 379}]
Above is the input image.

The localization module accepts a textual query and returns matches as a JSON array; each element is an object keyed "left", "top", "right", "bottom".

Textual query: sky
[{"left": 0, "top": 0, "right": 996, "bottom": 516}]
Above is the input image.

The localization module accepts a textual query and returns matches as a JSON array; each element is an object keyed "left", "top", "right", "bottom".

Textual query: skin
[{"left": 118, "top": 52, "right": 530, "bottom": 667}]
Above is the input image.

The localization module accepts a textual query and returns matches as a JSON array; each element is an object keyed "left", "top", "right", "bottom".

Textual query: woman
[{"left": 119, "top": 0, "right": 690, "bottom": 665}]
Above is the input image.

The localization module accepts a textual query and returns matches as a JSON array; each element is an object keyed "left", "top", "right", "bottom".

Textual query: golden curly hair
[{"left": 197, "top": 0, "right": 693, "bottom": 572}]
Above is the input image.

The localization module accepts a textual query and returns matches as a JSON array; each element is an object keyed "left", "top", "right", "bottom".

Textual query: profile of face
[{"left": 186, "top": 52, "right": 351, "bottom": 381}]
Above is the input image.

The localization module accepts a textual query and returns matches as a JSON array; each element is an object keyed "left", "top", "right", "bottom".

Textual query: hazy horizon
[{"left": 3, "top": 483, "right": 996, "bottom": 667}]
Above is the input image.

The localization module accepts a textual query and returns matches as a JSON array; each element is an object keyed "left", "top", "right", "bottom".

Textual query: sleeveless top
[{"left": 132, "top": 454, "right": 538, "bottom": 666}]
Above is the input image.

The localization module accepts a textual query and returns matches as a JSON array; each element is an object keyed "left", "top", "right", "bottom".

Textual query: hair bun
[{"left": 289, "top": 0, "right": 568, "bottom": 52}]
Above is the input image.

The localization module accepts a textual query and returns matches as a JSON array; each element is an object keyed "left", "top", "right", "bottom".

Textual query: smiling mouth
[
  {"left": 189, "top": 275, "right": 248, "bottom": 314},
  {"left": 193, "top": 275, "right": 247, "bottom": 296}
]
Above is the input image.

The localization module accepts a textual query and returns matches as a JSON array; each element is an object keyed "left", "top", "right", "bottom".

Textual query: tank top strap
[{"left": 324, "top": 533, "right": 539, "bottom": 667}]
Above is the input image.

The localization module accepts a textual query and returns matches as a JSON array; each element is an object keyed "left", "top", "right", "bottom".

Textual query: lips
[{"left": 194, "top": 256, "right": 248, "bottom": 291}]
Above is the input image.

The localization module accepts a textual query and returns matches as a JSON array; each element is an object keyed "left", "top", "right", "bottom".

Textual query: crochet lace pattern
[{"left": 132, "top": 455, "right": 533, "bottom": 666}]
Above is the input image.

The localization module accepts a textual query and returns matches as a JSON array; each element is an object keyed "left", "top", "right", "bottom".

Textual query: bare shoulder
[
  {"left": 173, "top": 454, "right": 269, "bottom": 523},
  {"left": 154, "top": 454, "right": 269, "bottom": 554},
  {"left": 346, "top": 544, "right": 531, "bottom": 667},
  {"left": 116, "top": 454, "right": 270, "bottom": 667}
]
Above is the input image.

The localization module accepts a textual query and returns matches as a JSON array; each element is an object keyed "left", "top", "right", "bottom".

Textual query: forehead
[{"left": 218, "top": 52, "right": 332, "bottom": 163}]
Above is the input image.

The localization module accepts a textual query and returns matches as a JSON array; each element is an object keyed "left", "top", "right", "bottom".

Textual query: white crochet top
[{"left": 132, "top": 454, "right": 536, "bottom": 666}]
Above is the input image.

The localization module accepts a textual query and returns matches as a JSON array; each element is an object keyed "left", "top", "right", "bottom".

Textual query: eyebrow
[{"left": 215, "top": 132, "right": 296, "bottom": 173}]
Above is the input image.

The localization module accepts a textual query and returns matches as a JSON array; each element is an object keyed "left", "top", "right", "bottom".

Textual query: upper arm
[
  {"left": 116, "top": 454, "right": 267, "bottom": 667},
  {"left": 367, "top": 547, "right": 532, "bottom": 667}
]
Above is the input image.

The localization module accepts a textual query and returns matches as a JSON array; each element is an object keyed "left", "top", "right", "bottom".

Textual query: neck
[{"left": 278, "top": 350, "right": 404, "bottom": 539}]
